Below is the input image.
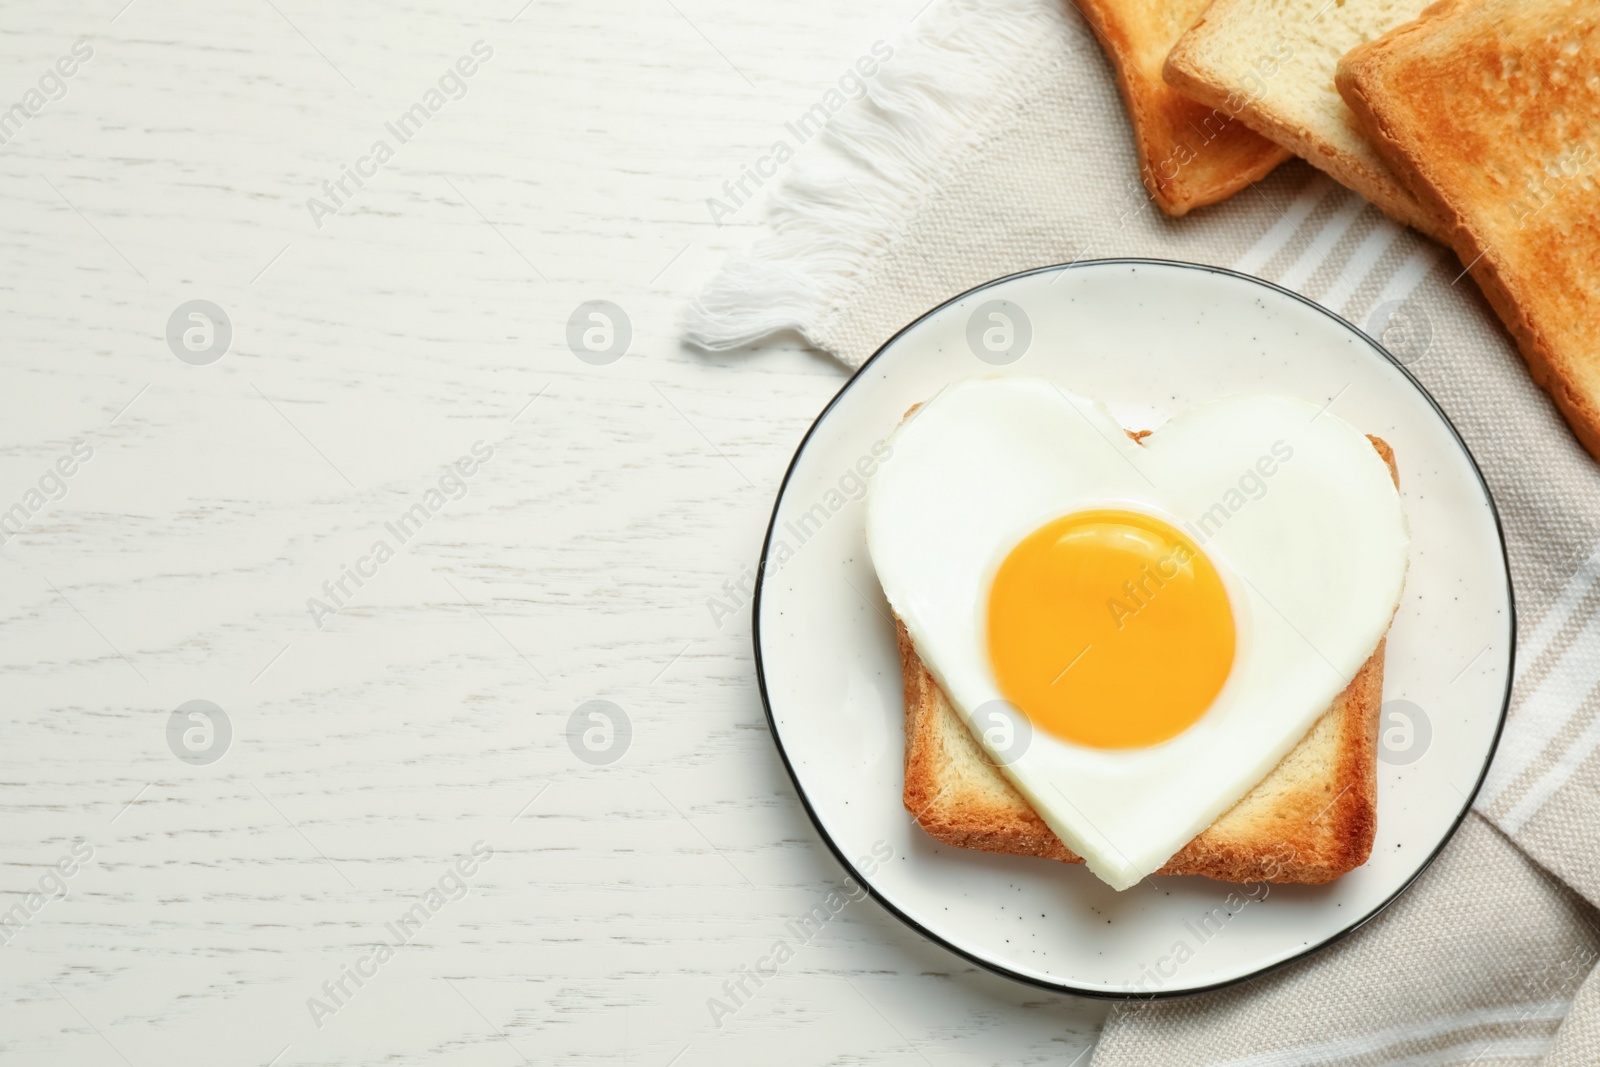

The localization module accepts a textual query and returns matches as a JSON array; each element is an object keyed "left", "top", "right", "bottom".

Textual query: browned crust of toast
[
  {"left": 899, "top": 435, "right": 1397, "bottom": 885},
  {"left": 1076, "top": 0, "right": 1290, "bottom": 215},
  {"left": 1336, "top": 2, "right": 1600, "bottom": 462},
  {"left": 1161, "top": 29, "right": 1443, "bottom": 238}
]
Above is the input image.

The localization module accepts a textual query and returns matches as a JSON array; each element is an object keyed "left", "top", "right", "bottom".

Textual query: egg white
[{"left": 865, "top": 378, "right": 1409, "bottom": 890}]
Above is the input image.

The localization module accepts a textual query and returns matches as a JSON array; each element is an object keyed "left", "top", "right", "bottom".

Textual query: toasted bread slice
[
  {"left": 1337, "top": 0, "right": 1600, "bottom": 461},
  {"left": 899, "top": 437, "right": 1397, "bottom": 885},
  {"left": 1163, "top": 0, "right": 1442, "bottom": 236},
  {"left": 1078, "top": 0, "right": 1291, "bottom": 215}
]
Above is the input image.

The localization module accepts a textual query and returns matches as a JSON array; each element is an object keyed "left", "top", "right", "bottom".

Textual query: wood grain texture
[{"left": 0, "top": 0, "right": 1107, "bottom": 1063}]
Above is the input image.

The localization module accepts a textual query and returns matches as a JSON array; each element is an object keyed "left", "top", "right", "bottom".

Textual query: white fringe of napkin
[{"left": 683, "top": 0, "right": 1071, "bottom": 360}]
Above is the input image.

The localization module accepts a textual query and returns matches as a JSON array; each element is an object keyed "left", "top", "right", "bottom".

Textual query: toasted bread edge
[
  {"left": 1075, "top": 0, "right": 1291, "bottom": 216},
  {"left": 1336, "top": 8, "right": 1600, "bottom": 462},
  {"left": 1162, "top": 21, "right": 1442, "bottom": 238}
]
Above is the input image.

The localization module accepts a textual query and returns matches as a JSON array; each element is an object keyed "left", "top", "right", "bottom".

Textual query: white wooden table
[{"left": 0, "top": 1, "right": 1108, "bottom": 1062}]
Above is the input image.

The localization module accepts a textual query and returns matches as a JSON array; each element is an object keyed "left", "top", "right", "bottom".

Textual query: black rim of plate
[{"left": 749, "top": 257, "right": 1515, "bottom": 1000}]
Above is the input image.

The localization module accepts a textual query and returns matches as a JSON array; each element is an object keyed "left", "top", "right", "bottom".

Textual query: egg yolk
[{"left": 987, "top": 509, "right": 1235, "bottom": 749}]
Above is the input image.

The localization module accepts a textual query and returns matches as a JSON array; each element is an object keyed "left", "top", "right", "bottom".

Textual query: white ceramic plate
[{"left": 753, "top": 260, "right": 1512, "bottom": 997}]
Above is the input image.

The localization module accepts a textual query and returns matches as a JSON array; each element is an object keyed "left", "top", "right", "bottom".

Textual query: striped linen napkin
[{"left": 687, "top": 0, "right": 1600, "bottom": 1061}]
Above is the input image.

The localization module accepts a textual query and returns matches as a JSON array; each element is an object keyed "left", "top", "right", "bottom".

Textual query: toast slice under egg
[{"left": 898, "top": 437, "right": 1396, "bottom": 885}]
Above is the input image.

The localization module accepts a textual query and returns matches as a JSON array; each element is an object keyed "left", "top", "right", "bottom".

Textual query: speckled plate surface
[{"left": 752, "top": 260, "right": 1513, "bottom": 997}]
